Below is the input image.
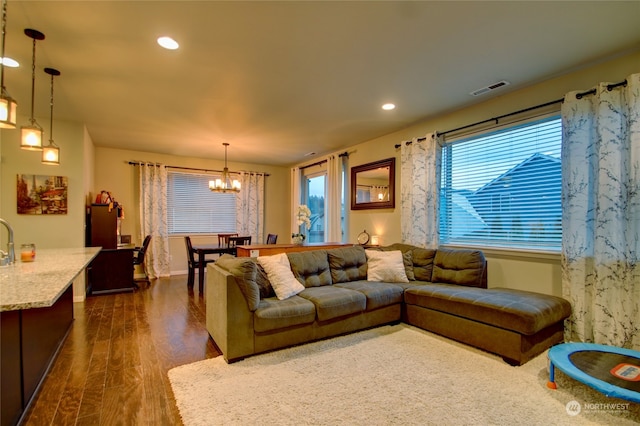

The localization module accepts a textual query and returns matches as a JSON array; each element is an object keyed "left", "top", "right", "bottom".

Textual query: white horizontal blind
[
  {"left": 167, "top": 171, "right": 236, "bottom": 234},
  {"left": 439, "top": 116, "right": 562, "bottom": 251}
]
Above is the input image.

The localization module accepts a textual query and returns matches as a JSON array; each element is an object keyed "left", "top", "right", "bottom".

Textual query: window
[
  {"left": 304, "top": 173, "right": 325, "bottom": 243},
  {"left": 167, "top": 171, "right": 236, "bottom": 234},
  {"left": 439, "top": 116, "right": 562, "bottom": 251}
]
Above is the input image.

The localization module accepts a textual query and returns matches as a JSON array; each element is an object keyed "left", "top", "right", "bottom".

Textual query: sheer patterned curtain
[
  {"left": 326, "top": 154, "right": 345, "bottom": 242},
  {"left": 400, "top": 133, "right": 442, "bottom": 248},
  {"left": 235, "top": 172, "right": 265, "bottom": 243},
  {"left": 561, "top": 73, "right": 640, "bottom": 349},
  {"left": 290, "top": 167, "right": 301, "bottom": 240},
  {"left": 138, "top": 163, "right": 170, "bottom": 278}
]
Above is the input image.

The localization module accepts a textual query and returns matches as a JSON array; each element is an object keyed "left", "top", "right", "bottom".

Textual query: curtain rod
[
  {"left": 394, "top": 78, "right": 627, "bottom": 148},
  {"left": 127, "top": 161, "right": 270, "bottom": 177},
  {"left": 576, "top": 79, "right": 627, "bottom": 99},
  {"left": 299, "top": 151, "right": 349, "bottom": 171}
]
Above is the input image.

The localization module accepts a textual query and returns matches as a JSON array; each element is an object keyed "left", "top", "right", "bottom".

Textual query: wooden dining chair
[
  {"left": 217, "top": 233, "right": 238, "bottom": 247},
  {"left": 184, "top": 236, "right": 215, "bottom": 288},
  {"left": 227, "top": 236, "right": 251, "bottom": 256},
  {"left": 266, "top": 233, "right": 278, "bottom": 244}
]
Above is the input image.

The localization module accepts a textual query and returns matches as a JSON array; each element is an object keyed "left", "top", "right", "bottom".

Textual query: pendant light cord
[
  {"left": 0, "top": 0, "right": 7, "bottom": 92},
  {"left": 29, "top": 37, "right": 36, "bottom": 124},
  {"left": 48, "top": 72, "right": 54, "bottom": 141}
]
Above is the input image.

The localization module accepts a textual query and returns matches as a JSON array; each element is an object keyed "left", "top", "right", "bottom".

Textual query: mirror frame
[{"left": 350, "top": 157, "right": 395, "bottom": 210}]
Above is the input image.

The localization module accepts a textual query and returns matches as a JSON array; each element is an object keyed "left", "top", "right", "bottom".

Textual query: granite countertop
[{"left": 0, "top": 247, "right": 101, "bottom": 312}]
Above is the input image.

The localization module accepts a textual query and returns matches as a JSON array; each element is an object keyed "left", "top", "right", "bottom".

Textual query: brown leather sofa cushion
[
  {"left": 328, "top": 246, "right": 367, "bottom": 283},
  {"left": 288, "top": 250, "right": 332, "bottom": 287},
  {"left": 298, "top": 286, "right": 367, "bottom": 321},
  {"left": 404, "top": 285, "right": 571, "bottom": 335},
  {"left": 254, "top": 296, "right": 316, "bottom": 332},
  {"left": 335, "top": 281, "right": 404, "bottom": 311},
  {"left": 215, "top": 255, "right": 261, "bottom": 311},
  {"left": 383, "top": 243, "right": 436, "bottom": 281},
  {"left": 431, "top": 248, "right": 486, "bottom": 288}
]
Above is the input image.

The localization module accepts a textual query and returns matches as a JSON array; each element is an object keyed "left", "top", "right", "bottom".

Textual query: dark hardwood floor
[{"left": 22, "top": 275, "right": 220, "bottom": 426}]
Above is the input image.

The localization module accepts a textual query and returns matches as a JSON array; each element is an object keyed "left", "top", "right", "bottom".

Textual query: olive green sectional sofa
[{"left": 206, "top": 244, "right": 571, "bottom": 365}]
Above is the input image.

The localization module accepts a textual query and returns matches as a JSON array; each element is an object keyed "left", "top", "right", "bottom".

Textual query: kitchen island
[{"left": 0, "top": 247, "right": 100, "bottom": 426}]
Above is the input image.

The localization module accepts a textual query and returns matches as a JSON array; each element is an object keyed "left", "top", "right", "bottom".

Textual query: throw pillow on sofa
[
  {"left": 257, "top": 253, "right": 305, "bottom": 300},
  {"left": 365, "top": 249, "right": 409, "bottom": 283},
  {"left": 379, "top": 246, "right": 415, "bottom": 280}
]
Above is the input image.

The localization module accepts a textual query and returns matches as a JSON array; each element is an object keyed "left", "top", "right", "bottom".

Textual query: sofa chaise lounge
[{"left": 206, "top": 244, "right": 571, "bottom": 365}]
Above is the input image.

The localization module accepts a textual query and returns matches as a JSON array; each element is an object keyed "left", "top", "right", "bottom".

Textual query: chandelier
[{"left": 209, "top": 143, "right": 240, "bottom": 193}]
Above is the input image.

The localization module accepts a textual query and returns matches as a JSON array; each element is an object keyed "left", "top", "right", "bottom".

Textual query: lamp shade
[
  {"left": 42, "top": 143, "right": 59, "bottom": 165},
  {"left": 20, "top": 124, "right": 43, "bottom": 150},
  {"left": 0, "top": 0, "right": 17, "bottom": 128},
  {"left": 0, "top": 93, "right": 16, "bottom": 128}
]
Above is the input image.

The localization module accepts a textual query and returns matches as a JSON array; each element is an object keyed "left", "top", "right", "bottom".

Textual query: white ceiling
[{"left": 3, "top": 1, "right": 639, "bottom": 166}]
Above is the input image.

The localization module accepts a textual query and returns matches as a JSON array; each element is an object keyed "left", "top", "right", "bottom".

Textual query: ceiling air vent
[{"left": 470, "top": 80, "right": 510, "bottom": 97}]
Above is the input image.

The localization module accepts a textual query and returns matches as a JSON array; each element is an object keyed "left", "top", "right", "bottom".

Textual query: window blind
[
  {"left": 439, "top": 116, "right": 562, "bottom": 251},
  {"left": 168, "top": 171, "right": 236, "bottom": 234}
]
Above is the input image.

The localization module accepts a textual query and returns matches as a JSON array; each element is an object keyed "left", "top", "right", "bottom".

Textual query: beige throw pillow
[
  {"left": 257, "top": 253, "right": 305, "bottom": 300},
  {"left": 365, "top": 249, "right": 409, "bottom": 283}
]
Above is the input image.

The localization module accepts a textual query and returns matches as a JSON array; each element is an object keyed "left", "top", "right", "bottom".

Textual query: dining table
[{"left": 191, "top": 243, "right": 233, "bottom": 289}]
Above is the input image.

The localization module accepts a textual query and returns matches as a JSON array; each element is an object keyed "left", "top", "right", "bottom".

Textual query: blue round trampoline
[{"left": 547, "top": 342, "right": 640, "bottom": 403}]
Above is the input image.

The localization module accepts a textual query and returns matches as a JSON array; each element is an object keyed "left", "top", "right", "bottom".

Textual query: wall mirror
[{"left": 351, "top": 157, "right": 395, "bottom": 210}]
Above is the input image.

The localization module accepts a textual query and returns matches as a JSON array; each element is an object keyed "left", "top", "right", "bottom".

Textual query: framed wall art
[{"left": 17, "top": 174, "right": 68, "bottom": 215}]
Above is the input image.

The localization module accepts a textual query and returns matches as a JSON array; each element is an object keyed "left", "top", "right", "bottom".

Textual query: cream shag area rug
[{"left": 168, "top": 325, "right": 639, "bottom": 425}]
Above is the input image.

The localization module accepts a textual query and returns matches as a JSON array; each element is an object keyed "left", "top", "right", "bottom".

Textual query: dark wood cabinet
[
  {"left": 88, "top": 248, "right": 134, "bottom": 294},
  {"left": 86, "top": 204, "right": 134, "bottom": 294},
  {"left": 21, "top": 288, "right": 73, "bottom": 405},
  {"left": 0, "top": 287, "right": 74, "bottom": 426},
  {"left": 1, "top": 311, "right": 23, "bottom": 426},
  {"left": 89, "top": 204, "right": 117, "bottom": 249}
]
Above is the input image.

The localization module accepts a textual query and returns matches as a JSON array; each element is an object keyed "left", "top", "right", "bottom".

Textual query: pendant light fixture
[
  {"left": 20, "top": 28, "right": 45, "bottom": 150},
  {"left": 42, "top": 67, "right": 60, "bottom": 165},
  {"left": 208, "top": 143, "right": 241, "bottom": 193},
  {"left": 0, "top": 0, "right": 17, "bottom": 129}
]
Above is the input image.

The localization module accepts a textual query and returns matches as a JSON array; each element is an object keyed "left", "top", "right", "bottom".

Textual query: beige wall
[
  {"left": 340, "top": 50, "right": 639, "bottom": 296},
  {"left": 0, "top": 115, "right": 86, "bottom": 248},
  {"left": 92, "top": 147, "right": 291, "bottom": 275},
  {"left": 0, "top": 115, "right": 89, "bottom": 300}
]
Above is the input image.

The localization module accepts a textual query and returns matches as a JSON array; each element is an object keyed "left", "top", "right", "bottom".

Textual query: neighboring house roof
[
  {"left": 474, "top": 153, "right": 561, "bottom": 196},
  {"left": 449, "top": 193, "right": 487, "bottom": 238}
]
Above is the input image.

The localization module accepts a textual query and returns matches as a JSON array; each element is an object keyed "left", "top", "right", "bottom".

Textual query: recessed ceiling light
[
  {"left": 157, "top": 36, "right": 179, "bottom": 50},
  {"left": 382, "top": 103, "right": 395, "bottom": 111},
  {"left": 1, "top": 57, "right": 19, "bottom": 67}
]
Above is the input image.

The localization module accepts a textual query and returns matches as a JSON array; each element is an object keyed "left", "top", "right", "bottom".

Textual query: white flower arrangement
[
  {"left": 292, "top": 204, "right": 311, "bottom": 243},
  {"left": 296, "top": 204, "right": 312, "bottom": 230}
]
